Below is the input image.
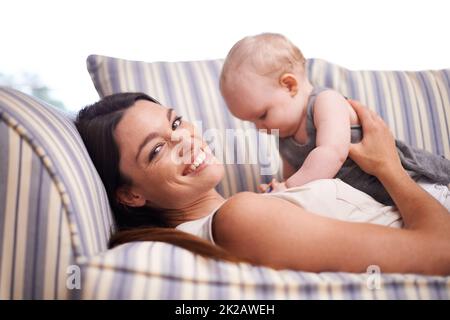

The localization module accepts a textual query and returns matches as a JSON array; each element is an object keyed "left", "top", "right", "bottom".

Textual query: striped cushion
[
  {"left": 307, "top": 59, "right": 450, "bottom": 158},
  {"left": 0, "top": 87, "right": 114, "bottom": 299}
]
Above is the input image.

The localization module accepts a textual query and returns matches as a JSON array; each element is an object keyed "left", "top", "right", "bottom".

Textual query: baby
[{"left": 220, "top": 33, "right": 450, "bottom": 208}]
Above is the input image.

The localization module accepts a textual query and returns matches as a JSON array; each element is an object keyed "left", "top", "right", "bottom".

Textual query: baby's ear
[{"left": 279, "top": 73, "right": 299, "bottom": 96}]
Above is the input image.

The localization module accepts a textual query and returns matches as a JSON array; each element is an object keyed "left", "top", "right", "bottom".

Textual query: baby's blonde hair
[{"left": 220, "top": 33, "right": 306, "bottom": 88}]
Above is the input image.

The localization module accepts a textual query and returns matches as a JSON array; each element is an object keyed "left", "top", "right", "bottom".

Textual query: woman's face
[{"left": 114, "top": 100, "right": 224, "bottom": 210}]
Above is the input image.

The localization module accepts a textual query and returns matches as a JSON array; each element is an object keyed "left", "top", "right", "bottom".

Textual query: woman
[{"left": 75, "top": 93, "right": 450, "bottom": 275}]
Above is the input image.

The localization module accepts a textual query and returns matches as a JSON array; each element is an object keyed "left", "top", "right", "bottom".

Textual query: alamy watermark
[
  {"left": 366, "top": 265, "right": 381, "bottom": 290},
  {"left": 168, "top": 121, "right": 281, "bottom": 175},
  {"left": 66, "top": 265, "right": 81, "bottom": 290}
]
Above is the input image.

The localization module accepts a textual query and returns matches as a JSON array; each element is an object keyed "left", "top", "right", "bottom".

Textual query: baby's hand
[
  {"left": 271, "top": 180, "right": 287, "bottom": 192},
  {"left": 258, "top": 179, "right": 287, "bottom": 193}
]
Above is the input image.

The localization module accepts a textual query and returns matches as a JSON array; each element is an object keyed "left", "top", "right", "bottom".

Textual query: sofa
[{"left": 0, "top": 55, "right": 449, "bottom": 299}]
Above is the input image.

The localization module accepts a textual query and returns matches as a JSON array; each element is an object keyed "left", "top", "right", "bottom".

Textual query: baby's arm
[{"left": 285, "top": 90, "right": 352, "bottom": 188}]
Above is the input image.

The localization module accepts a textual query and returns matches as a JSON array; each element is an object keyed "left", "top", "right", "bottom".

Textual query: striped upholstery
[
  {"left": 79, "top": 242, "right": 450, "bottom": 299},
  {"left": 307, "top": 59, "right": 450, "bottom": 158},
  {"left": 0, "top": 87, "right": 114, "bottom": 299}
]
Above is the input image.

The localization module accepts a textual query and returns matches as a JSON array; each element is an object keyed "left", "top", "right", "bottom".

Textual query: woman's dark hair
[{"left": 75, "top": 92, "right": 243, "bottom": 263}]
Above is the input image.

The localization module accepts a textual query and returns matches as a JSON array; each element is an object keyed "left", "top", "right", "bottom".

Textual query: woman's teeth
[{"left": 189, "top": 150, "right": 206, "bottom": 172}]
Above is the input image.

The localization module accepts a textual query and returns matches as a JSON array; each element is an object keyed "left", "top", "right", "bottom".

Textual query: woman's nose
[{"left": 174, "top": 130, "right": 194, "bottom": 158}]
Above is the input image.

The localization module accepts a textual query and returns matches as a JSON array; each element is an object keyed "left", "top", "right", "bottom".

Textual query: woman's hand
[{"left": 347, "top": 99, "right": 402, "bottom": 178}]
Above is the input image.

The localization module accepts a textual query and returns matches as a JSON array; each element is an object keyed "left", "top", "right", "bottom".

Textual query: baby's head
[{"left": 220, "top": 33, "right": 310, "bottom": 136}]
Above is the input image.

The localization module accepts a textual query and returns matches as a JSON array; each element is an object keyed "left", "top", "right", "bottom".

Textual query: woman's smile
[{"left": 182, "top": 146, "right": 214, "bottom": 176}]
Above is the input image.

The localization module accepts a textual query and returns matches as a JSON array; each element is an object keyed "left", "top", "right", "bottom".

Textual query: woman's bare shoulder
[
  {"left": 212, "top": 192, "right": 306, "bottom": 245},
  {"left": 217, "top": 191, "right": 293, "bottom": 218},
  {"left": 213, "top": 192, "right": 261, "bottom": 228},
  {"left": 219, "top": 191, "right": 260, "bottom": 212}
]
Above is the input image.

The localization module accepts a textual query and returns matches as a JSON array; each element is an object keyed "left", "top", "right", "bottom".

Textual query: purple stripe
[
  {"left": 408, "top": 76, "right": 429, "bottom": 149},
  {"left": 430, "top": 71, "right": 450, "bottom": 155},
  {"left": 391, "top": 281, "right": 406, "bottom": 299},
  {"left": 306, "top": 59, "right": 314, "bottom": 82},
  {"left": 210, "top": 261, "right": 226, "bottom": 299},
  {"left": 23, "top": 155, "right": 43, "bottom": 298},
  {"left": 116, "top": 243, "right": 135, "bottom": 299},
  {"left": 287, "top": 272, "right": 305, "bottom": 299},
  {"left": 86, "top": 55, "right": 105, "bottom": 97},
  {"left": 383, "top": 73, "right": 404, "bottom": 141},
  {"left": 413, "top": 278, "right": 423, "bottom": 299},
  {"left": 161, "top": 245, "right": 177, "bottom": 299},
  {"left": 323, "top": 61, "right": 335, "bottom": 88},
  {"left": 346, "top": 69, "right": 359, "bottom": 100},
  {"left": 417, "top": 72, "right": 443, "bottom": 155},
  {"left": 167, "top": 245, "right": 180, "bottom": 299},
  {"left": 295, "top": 272, "right": 316, "bottom": 299},
  {"left": 146, "top": 63, "right": 165, "bottom": 103},
  {"left": 442, "top": 70, "right": 450, "bottom": 89},
  {"left": 108, "top": 247, "right": 127, "bottom": 299},
  {"left": 394, "top": 72, "right": 417, "bottom": 146},
  {"left": 53, "top": 203, "right": 64, "bottom": 298},
  {"left": 10, "top": 137, "right": 23, "bottom": 299},
  {"left": 282, "top": 273, "right": 290, "bottom": 298},
  {"left": 370, "top": 72, "right": 387, "bottom": 120},
  {"left": 337, "top": 273, "right": 361, "bottom": 299},
  {"left": 92, "top": 257, "right": 104, "bottom": 298},
  {"left": 383, "top": 274, "right": 405, "bottom": 299},
  {"left": 428, "top": 280, "right": 450, "bottom": 300},
  {"left": 191, "top": 254, "right": 198, "bottom": 299},
  {"left": 142, "top": 243, "right": 155, "bottom": 298},
  {"left": 182, "top": 62, "right": 210, "bottom": 124},
  {"left": 32, "top": 165, "right": 51, "bottom": 299},
  {"left": 133, "top": 60, "right": 149, "bottom": 92},
  {"left": 157, "top": 62, "right": 176, "bottom": 107},
  {"left": 108, "top": 57, "right": 121, "bottom": 94},
  {"left": 255, "top": 267, "right": 271, "bottom": 299},
  {"left": 123, "top": 61, "right": 135, "bottom": 91},
  {"left": 0, "top": 118, "right": 9, "bottom": 290},
  {"left": 434, "top": 73, "right": 450, "bottom": 143}
]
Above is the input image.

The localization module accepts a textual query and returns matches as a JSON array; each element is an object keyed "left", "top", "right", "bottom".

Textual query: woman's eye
[
  {"left": 172, "top": 116, "right": 183, "bottom": 130},
  {"left": 149, "top": 144, "right": 163, "bottom": 162}
]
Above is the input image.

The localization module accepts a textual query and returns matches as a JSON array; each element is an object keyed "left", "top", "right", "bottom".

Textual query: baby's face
[{"left": 221, "top": 71, "right": 302, "bottom": 137}]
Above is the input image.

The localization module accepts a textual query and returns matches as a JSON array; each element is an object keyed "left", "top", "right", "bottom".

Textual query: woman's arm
[
  {"left": 214, "top": 192, "right": 449, "bottom": 274},
  {"left": 347, "top": 99, "right": 450, "bottom": 231},
  {"left": 214, "top": 100, "right": 450, "bottom": 275}
]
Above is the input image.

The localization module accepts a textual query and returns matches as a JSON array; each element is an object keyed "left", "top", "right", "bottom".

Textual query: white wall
[{"left": 1, "top": 0, "right": 449, "bottom": 110}]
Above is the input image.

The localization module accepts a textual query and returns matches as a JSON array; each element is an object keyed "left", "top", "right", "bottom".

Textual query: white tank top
[{"left": 175, "top": 179, "right": 403, "bottom": 244}]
